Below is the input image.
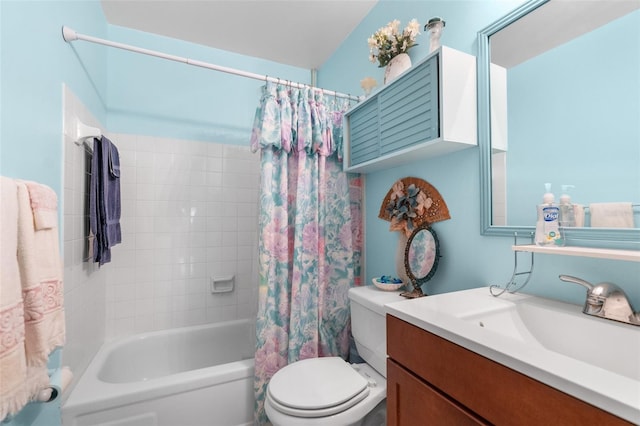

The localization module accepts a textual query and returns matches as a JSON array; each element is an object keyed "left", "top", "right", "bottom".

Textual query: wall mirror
[
  {"left": 477, "top": 0, "right": 640, "bottom": 247},
  {"left": 403, "top": 223, "right": 440, "bottom": 298}
]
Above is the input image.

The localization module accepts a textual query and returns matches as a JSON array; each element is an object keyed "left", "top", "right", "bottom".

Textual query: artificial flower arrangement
[
  {"left": 368, "top": 19, "right": 420, "bottom": 67},
  {"left": 360, "top": 76, "right": 378, "bottom": 96},
  {"left": 385, "top": 180, "right": 432, "bottom": 237}
]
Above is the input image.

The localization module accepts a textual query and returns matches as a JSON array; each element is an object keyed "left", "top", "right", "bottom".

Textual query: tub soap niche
[{"left": 211, "top": 275, "right": 235, "bottom": 294}]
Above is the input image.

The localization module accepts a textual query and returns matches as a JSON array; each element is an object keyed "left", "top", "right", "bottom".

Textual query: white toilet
[{"left": 265, "top": 285, "right": 401, "bottom": 426}]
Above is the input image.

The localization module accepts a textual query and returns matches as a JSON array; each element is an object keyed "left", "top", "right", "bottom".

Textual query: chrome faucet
[{"left": 559, "top": 275, "right": 640, "bottom": 326}]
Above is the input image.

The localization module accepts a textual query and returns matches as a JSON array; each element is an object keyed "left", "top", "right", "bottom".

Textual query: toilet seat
[{"left": 267, "top": 357, "right": 370, "bottom": 418}]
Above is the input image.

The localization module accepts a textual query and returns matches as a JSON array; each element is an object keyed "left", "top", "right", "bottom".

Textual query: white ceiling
[
  {"left": 491, "top": 0, "right": 640, "bottom": 68},
  {"left": 100, "top": 0, "right": 378, "bottom": 69}
]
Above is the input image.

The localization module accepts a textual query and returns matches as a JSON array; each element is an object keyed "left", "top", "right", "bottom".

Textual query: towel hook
[{"left": 489, "top": 232, "right": 535, "bottom": 297}]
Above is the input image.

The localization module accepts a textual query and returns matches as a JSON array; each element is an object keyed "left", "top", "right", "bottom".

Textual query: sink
[
  {"left": 385, "top": 287, "right": 640, "bottom": 423},
  {"left": 455, "top": 295, "right": 640, "bottom": 382}
]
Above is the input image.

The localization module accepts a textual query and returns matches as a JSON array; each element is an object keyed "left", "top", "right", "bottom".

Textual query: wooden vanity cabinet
[{"left": 386, "top": 315, "right": 633, "bottom": 426}]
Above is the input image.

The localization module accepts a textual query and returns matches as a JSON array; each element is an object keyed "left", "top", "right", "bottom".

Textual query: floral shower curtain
[{"left": 250, "top": 82, "right": 362, "bottom": 424}]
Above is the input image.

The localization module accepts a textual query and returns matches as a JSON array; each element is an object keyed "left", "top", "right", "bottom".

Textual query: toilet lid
[{"left": 268, "top": 357, "right": 370, "bottom": 417}]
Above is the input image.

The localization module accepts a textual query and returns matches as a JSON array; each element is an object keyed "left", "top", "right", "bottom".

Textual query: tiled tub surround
[
  {"left": 62, "top": 87, "right": 259, "bottom": 397},
  {"left": 63, "top": 86, "right": 108, "bottom": 383},
  {"left": 104, "top": 133, "right": 260, "bottom": 339}
]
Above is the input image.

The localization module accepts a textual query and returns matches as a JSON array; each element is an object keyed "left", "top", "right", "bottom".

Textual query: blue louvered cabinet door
[
  {"left": 348, "top": 99, "right": 379, "bottom": 166},
  {"left": 343, "top": 46, "right": 476, "bottom": 173},
  {"left": 379, "top": 55, "right": 439, "bottom": 155}
]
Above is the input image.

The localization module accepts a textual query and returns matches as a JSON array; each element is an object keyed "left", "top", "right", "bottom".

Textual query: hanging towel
[
  {"left": 104, "top": 136, "right": 122, "bottom": 248},
  {"left": 23, "top": 180, "right": 58, "bottom": 230},
  {"left": 589, "top": 202, "right": 635, "bottom": 228},
  {"left": 90, "top": 136, "right": 121, "bottom": 265},
  {"left": 16, "top": 181, "right": 65, "bottom": 365},
  {"left": 0, "top": 178, "right": 61, "bottom": 421},
  {"left": 89, "top": 138, "right": 102, "bottom": 263},
  {"left": 0, "top": 177, "right": 44, "bottom": 421},
  {"left": 573, "top": 204, "right": 585, "bottom": 228}
]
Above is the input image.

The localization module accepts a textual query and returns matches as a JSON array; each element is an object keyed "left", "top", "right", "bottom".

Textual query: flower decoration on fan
[
  {"left": 368, "top": 19, "right": 420, "bottom": 67},
  {"left": 385, "top": 180, "right": 432, "bottom": 237}
]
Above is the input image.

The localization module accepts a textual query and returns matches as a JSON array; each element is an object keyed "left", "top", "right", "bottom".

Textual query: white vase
[
  {"left": 384, "top": 53, "right": 412, "bottom": 84},
  {"left": 394, "top": 232, "right": 410, "bottom": 284}
]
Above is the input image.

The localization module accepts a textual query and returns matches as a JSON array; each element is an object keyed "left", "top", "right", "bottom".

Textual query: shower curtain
[{"left": 250, "top": 82, "right": 362, "bottom": 424}]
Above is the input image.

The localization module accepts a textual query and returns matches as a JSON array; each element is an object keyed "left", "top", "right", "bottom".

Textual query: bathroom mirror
[
  {"left": 478, "top": 0, "right": 640, "bottom": 246},
  {"left": 403, "top": 223, "right": 440, "bottom": 298}
]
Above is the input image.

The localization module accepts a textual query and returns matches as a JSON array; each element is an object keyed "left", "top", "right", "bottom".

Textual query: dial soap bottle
[{"left": 535, "top": 183, "right": 564, "bottom": 246}]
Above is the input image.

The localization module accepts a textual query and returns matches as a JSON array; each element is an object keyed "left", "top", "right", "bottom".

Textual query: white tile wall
[
  {"left": 63, "top": 85, "right": 261, "bottom": 369},
  {"left": 104, "top": 134, "right": 260, "bottom": 339},
  {"left": 62, "top": 85, "right": 107, "bottom": 381}
]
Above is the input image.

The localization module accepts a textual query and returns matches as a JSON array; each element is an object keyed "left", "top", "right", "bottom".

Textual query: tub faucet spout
[{"left": 559, "top": 275, "right": 640, "bottom": 326}]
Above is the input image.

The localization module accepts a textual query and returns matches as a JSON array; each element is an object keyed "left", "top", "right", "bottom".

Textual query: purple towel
[
  {"left": 89, "top": 136, "right": 121, "bottom": 265},
  {"left": 104, "top": 136, "right": 121, "bottom": 247}
]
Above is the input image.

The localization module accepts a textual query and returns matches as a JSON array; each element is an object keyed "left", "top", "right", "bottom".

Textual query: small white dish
[{"left": 372, "top": 277, "right": 404, "bottom": 291}]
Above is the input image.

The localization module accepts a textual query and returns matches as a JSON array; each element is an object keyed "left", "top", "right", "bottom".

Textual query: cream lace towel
[{"left": 0, "top": 178, "right": 65, "bottom": 421}]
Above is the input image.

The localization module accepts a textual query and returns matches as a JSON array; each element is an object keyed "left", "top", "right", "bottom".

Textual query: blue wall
[
  {"left": 0, "top": 0, "right": 108, "bottom": 202},
  {"left": 318, "top": 0, "right": 640, "bottom": 307},
  {"left": 104, "top": 25, "right": 310, "bottom": 145},
  {"left": 0, "top": 0, "right": 310, "bottom": 198}
]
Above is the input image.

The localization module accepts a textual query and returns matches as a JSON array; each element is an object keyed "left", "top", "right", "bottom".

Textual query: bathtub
[{"left": 62, "top": 319, "right": 255, "bottom": 426}]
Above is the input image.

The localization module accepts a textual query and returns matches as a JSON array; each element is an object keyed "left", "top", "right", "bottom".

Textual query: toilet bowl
[{"left": 264, "top": 286, "right": 402, "bottom": 426}]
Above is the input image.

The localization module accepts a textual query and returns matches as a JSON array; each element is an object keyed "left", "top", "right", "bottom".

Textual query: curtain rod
[{"left": 61, "top": 26, "right": 361, "bottom": 102}]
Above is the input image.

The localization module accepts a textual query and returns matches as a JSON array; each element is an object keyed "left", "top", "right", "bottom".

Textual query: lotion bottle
[
  {"left": 535, "top": 183, "right": 564, "bottom": 246},
  {"left": 559, "top": 184, "right": 576, "bottom": 228}
]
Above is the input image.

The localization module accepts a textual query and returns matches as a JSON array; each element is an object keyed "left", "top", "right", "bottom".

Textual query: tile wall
[
  {"left": 62, "top": 86, "right": 260, "bottom": 383},
  {"left": 62, "top": 85, "right": 107, "bottom": 380},
  {"left": 104, "top": 133, "right": 260, "bottom": 339}
]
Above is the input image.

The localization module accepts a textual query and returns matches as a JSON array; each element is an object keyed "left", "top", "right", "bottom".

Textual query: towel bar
[{"left": 74, "top": 118, "right": 101, "bottom": 151}]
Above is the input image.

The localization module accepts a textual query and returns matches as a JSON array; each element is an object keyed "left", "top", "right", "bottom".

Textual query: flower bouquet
[{"left": 368, "top": 19, "right": 420, "bottom": 67}]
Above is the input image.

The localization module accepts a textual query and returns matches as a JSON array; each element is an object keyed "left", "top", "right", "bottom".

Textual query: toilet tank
[{"left": 348, "top": 286, "right": 403, "bottom": 378}]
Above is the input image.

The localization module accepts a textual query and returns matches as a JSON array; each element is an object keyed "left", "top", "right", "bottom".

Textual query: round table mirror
[{"left": 402, "top": 223, "right": 440, "bottom": 298}]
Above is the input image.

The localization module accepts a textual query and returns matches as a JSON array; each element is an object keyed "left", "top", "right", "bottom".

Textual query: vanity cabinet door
[
  {"left": 387, "top": 315, "right": 633, "bottom": 426},
  {"left": 387, "top": 359, "right": 488, "bottom": 426}
]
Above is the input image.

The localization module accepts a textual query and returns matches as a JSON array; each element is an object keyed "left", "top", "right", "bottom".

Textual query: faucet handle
[
  {"left": 559, "top": 274, "right": 594, "bottom": 291},
  {"left": 559, "top": 275, "right": 602, "bottom": 314},
  {"left": 559, "top": 275, "right": 639, "bottom": 326}
]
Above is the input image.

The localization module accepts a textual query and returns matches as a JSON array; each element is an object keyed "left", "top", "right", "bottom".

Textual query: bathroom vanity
[
  {"left": 386, "top": 315, "right": 631, "bottom": 425},
  {"left": 384, "top": 288, "right": 638, "bottom": 425}
]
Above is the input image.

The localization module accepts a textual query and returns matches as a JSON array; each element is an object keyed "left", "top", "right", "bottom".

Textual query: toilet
[{"left": 265, "top": 285, "right": 401, "bottom": 426}]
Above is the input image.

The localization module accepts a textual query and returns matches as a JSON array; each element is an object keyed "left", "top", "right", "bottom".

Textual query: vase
[
  {"left": 384, "top": 53, "right": 412, "bottom": 84},
  {"left": 426, "top": 17, "right": 446, "bottom": 53},
  {"left": 394, "top": 232, "right": 410, "bottom": 285}
]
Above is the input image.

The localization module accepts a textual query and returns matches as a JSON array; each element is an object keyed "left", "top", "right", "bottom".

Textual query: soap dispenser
[
  {"left": 535, "top": 183, "right": 564, "bottom": 246},
  {"left": 559, "top": 184, "right": 576, "bottom": 228}
]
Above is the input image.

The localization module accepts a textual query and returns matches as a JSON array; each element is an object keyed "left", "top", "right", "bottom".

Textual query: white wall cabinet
[{"left": 344, "top": 46, "right": 477, "bottom": 173}]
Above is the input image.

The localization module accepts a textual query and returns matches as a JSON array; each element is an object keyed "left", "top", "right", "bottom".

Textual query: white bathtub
[{"left": 62, "top": 319, "right": 255, "bottom": 426}]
